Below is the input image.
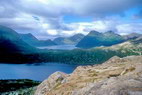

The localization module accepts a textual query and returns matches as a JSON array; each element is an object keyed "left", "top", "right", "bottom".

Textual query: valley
[
  {"left": 0, "top": 25, "right": 142, "bottom": 95},
  {"left": 1, "top": 0, "right": 142, "bottom": 94},
  {"left": 0, "top": 25, "right": 142, "bottom": 64}
]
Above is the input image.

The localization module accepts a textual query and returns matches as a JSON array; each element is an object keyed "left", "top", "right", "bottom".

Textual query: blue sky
[
  {"left": 0, "top": 0, "right": 142, "bottom": 39},
  {"left": 63, "top": 15, "right": 94, "bottom": 23},
  {"left": 63, "top": 7, "right": 142, "bottom": 23}
]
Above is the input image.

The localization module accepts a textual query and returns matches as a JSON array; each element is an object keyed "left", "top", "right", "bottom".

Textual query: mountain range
[
  {"left": 76, "top": 30, "right": 142, "bottom": 48},
  {"left": 53, "top": 33, "right": 84, "bottom": 45},
  {"left": 123, "top": 33, "right": 142, "bottom": 40},
  {"left": 20, "top": 33, "right": 56, "bottom": 47},
  {"left": 0, "top": 25, "right": 142, "bottom": 64},
  {"left": 76, "top": 31, "right": 125, "bottom": 48},
  {"left": 0, "top": 25, "right": 36, "bottom": 54},
  {"left": 21, "top": 32, "right": 85, "bottom": 46}
]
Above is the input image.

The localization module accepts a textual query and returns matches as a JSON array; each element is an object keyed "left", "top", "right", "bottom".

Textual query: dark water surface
[{"left": 0, "top": 63, "right": 79, "bottom": 81}]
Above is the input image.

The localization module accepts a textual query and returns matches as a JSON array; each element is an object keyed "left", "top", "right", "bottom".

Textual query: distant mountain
[
  {"left": 0, "top": 25, "right": 36, "bottom": 54},
  {"left": 69, "top": 34, "right": 85, "bottom": 42},
  {"left": 94, "top": 35, "right": 142, "bottom": 58},
  {"left": 36, "top": 34, "right": 142, "bottom": 64},
  {"left": 38, "top": 39, "right": 57, "bottom": 46},
  {"left": 123, "top": 33, "right": 142, "bottom": 40},
  {"left": 76, "top": 30, "right": 124, "bottom": 48},
  {"left": 20, "top": 33, "right": 56, "bottom": 47},
  {"left": 20, "top": 33, "right": 39, "bottom": 43},
  {"left": 53, "top": 33, "right": 84, "bottom": 45},
  {"left": 131, "top": 36, "right": 142, "bottom": 44}
]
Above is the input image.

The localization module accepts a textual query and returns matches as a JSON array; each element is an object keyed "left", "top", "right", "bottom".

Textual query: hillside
[
  {"left": 33, "top": 36, "right": 142, "bottom": 64},
  {"left": 0, "top": 25, "right": 36, "bottom": 54},
  {"left": 76, "top": 31, "right": 125, "bottom": 48},
  {"left": 35, "top": 55, "right": 142, "bottom": 95},
  {"left": 0, "top": 25, "right": 41, "bottom": 63},
  {"left": 123, "top": 33, "right": 142, "bottom": 40},
  {"left": 20, "top": 33, "right": 56, "bottom": 47},
  {"left": 0, "top": 25, "right": 141, "bottom": 64},
  {"left": 96, "top": 36, "right": 142, "bottom": 55},
  {"left": 53, "top": 33, "right": 84, "bottom": 45}
]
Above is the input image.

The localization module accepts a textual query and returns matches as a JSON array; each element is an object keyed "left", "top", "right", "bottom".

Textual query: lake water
[
  {"left": 0, "top": 63, "right": 79, "bottom": 81},
  {"left": 37, "top": 45, "right": 77, "bottom": 50}
]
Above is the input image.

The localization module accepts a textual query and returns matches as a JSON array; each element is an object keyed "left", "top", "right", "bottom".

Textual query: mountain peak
[
  {"left": 20, "top": 33, "right": 56, "bottom": 47},
  {"left": 21, "top": 33, "right": 37, "bottom": 38},
  {"left": 0, "top": 25, "right": 18, "bottom": 35},
  {"left": 76, "top": 30, "right": 124, "bottom": 48},
  {"left": 88, "top": 30, "right": 102, "bottom": 36},
  {"left": 0, "top": 25, "right": 36, "bottom": 54},
  {"left": 105, "top": 30, "right": 115, "bottom": 34},
  {"left": 0, "top": 25, "right": 20, "bottom": 40},
  {"left": 26, "top": 33, "right": 34, "bottom": 36},
  {"left": 123, "top": 32, "right": 142, "bottom": 40},
  {"left": 53, "top": 33, "right": 84, "bottom": 45},
  {"left": 104, "top": 31, "right": 120, "bottom": 37},
  {"left": 72, "top": 33, "right": 84, "bottom": 37},
  {"left": 20, "top": 33, "right": 39, "bottom": 42}
]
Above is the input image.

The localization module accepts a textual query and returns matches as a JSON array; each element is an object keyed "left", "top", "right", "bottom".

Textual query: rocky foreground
[{"left": 35, "top": 56, "right": 142, "bottom": 95}]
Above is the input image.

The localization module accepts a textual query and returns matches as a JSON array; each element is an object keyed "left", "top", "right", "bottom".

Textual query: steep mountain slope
[
  {"left": 35, "top": 55, "right": 142, "bottom": 95},
  {"left": 0, "top": 25, "right": 36, "bottom": 54},
  {"left": 20, "top": 33, "right": 56, "bottom": 47},
  {"left": 53, "top": 33, "right": 84, "bottom": 45},
  {"left": 35, "top": 36, "right": 142, "bottom": 64},
  {"left": 20, "top": 33, "right": 39, "bottom": 44},
  {"left": 97, "top": 36, "right": 142, "bottom": 56},
  {"left": 38, "top": 40, "right": 57, "bottom": 46},
  {"left": 76, "top": 31, "right": 125, "bottom": 48},
  {"left": 131, "top": 36, "right": 142, "bottom": 44},
  {"left": 123, "top": 33, "right": 142, "bottom": 40},
  {"left": 69, "top": 34, "right": 85, "bottom": 43}
]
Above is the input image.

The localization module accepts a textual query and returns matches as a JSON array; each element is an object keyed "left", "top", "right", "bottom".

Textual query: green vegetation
[
  {"left": 53, "top": 33, "right": 84, "bottom": 45},
  {"left": 0, "top": 25, "right": 141, "bottom": 64},
  {"left": 1, "top": 46, "right": 140, "bottom": 64},
  {"left": 37, "top": 48, "right": 141, "bottom": 64},
  {"left": 76, "top": 30, "right": 125, "bottom": 48},
  {"left": 0, "top": 79, "right": 40, "bottom": 94},
  {"left": 2, "top": 87, "right": 36, "bottom": 95},
  {"left": 0, "top": 25, "right": 38, "bottom": 54}
]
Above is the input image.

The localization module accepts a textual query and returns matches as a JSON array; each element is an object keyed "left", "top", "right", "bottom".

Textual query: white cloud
[
  {"left": 46, "top": 29, "right": 58, "bottom": 35},
  {"left": 22, "top": 0, "right": 141, "bottom": 17},
  {"left": 116, "top": 23, "right": 142, "bottom": 35},
  {"left": 0, "top": 0, "right": 142, "bottom": 39},
  {"left": 59, "top": 20, "right": 142, "bottom": 37}
]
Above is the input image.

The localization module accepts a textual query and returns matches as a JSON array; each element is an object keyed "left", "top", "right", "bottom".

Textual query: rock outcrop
[{"left": 35, "top": 56, "right": 142, "bottom": 95}]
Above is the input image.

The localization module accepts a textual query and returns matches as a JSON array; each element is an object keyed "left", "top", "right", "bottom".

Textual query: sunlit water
[
  {"left": 37, "top": 45, "right": 77, "bottom": 50},
  {"left": 0, "top": 63, "right": 79, "bottom": 81}
]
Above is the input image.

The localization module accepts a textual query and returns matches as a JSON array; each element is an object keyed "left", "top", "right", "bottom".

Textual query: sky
[{"left": 0, "top": 0, "right": 142, "bottom": 39}]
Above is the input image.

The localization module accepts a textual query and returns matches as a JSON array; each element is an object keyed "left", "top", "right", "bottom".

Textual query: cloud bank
[{"left": 0, "top": 0, "right": 142, "bottom": 39}]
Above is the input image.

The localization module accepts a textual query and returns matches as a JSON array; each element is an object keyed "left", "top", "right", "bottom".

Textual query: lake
[
  {"left": 37, "top": 45, "right": 77, "bottom": 50},
  {"left": 0, "top": 63, "right": 79, "bottom": 81}
]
